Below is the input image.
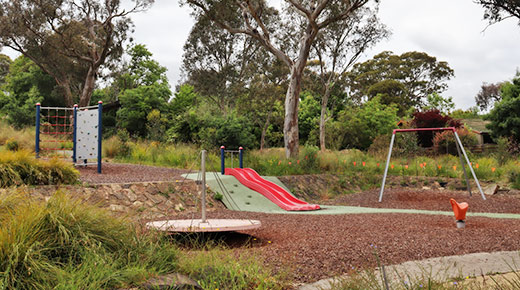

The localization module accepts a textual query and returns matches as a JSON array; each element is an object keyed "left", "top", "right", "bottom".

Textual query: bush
[
  {"left": 412, "top": 109, "right": 462, "bottom": 147},
  {"left": 433, "top": 128, "right": 478, "bottom": 155},
  {"left": 335, "top": 96, "right": 399, "bottom": 150},
  {"left": 368, "top": 132, "right": 422, "bottom": 159},
  {"left": 509, "top": 169, "right": 520, "bottom": 190},
  {"left": 5, "top": 138, "right": 19, "bottom": 151},
  {"left": 486, "top": 75, "right": 520, "bottom": 143},
  {"left": 0, "top": 121, "right": 35, "bottom": 151},
  {"left": 0, "top": 191, "right": 178, "bottom": 289},
  {"left": 103, "top": 135, "right": 130, "bottom": 158}
]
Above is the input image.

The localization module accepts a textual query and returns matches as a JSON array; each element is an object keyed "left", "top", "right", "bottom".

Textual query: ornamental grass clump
[
  {"left": 0, "top": 191, "right": 178, "bottom": 289},
  {"left": 0, "top": 150, "right": 78, "bottom": 187}
]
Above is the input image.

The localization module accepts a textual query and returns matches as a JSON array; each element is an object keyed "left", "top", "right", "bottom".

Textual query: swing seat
[{"left": 449, "top": 198, "right": 468, "bottom": 221}]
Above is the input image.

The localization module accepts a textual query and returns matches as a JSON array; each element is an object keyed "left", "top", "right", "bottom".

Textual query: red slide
[{"left": 225, "top": 168, "right": 320, "bottom": 211}]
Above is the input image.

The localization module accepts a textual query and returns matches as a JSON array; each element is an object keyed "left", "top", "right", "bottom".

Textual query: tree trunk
[
  {"left": 79, "top": 66, "right": 97, "bottom": 107},
  {"left": 284, "top": 26, "right": 317, "bottom": 158},
  {"left": 319, "top": 77, "right": 335, "bottom": 151},
  {"left": 260, "top": 109, "right": 272, "bottom": 151},
  {"left": 56, "top": 78, "right": 74, "bottom": 107},
  {"left": 284, "top": 66, "right": 302, "bottom": 158},
  {"left": 319, "top": 89, "right": 329, "bottom": 151}
]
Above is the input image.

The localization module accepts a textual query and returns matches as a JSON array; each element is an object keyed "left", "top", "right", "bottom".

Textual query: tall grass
[
  {"left": 178, "top": 248, "right": 288, "bottom": 289},
  {"left": 0, "top": 122, "right": 35, "bottom": 151},
  {"left": 0, "top": 191, "right": 179, "bottom": 289}
]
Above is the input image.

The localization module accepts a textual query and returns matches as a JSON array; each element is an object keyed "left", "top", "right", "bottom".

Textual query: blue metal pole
[
  {"left": 97, "top": 101, "right": 102, "bottom": 174},
  {"left": 220, "top": 146, "right": 225, "bottom": 175},
  {"left": 35, "top": 103, "right": 41, "bottom": 158},
  {"left": 239, "top": 146, "right": 243, "bottom": 168},
  {"left": 72, "top": 104, "right": 78, "bottom": 163}
]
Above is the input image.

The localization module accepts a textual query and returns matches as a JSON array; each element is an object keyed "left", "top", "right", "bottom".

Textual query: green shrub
[
  {"left": 0, "top": 191, "right": 178, "bottom": 289},
  {"left": 103, "top": 135, "right": 130, "bottom": 158},
  {"left": 509, "top": 169, "right": 520, "bottom": 190},
  {"left": 335, "top": 96, "right": 399, "bottom": 150},
  {"left": 5, "top": 138, "right": 19, "bottom": 151},
  {"left": 473, "top": 157, "right": 499, "bottom": 181},
  {"left": 433, "top": 128, "right": 478, "bottom": 156},
  {"left": 300, "top": 145, "right": 320, "bottom": 172},
  {"left": 213, "top": 192, "right": 223, "bottom": 201}
]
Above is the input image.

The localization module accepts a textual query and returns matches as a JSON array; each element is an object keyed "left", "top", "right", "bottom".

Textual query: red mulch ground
[
  {"left": 329, "top": 188, "right": 520, "bottom": 213},
  {"left": 78, "top": 163, "right": 520, "bottom": 284},
  {"left": 77, "top": 162, "right": 190, "bottom": 184}
]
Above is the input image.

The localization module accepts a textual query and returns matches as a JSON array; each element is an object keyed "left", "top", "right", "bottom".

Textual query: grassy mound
[
  {"left": 0, "top": 150, "right": 78, "bottom": 187},
  {"left": 0, "top": 191, "right": 178, "bottom": 289}
]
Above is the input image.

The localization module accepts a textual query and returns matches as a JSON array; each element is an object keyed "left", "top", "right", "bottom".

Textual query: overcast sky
[{"left": 2, "top": 0, "right": 520, "bottom": 110}]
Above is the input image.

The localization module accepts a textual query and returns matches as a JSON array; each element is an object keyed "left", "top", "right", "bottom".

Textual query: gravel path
[{"left": 78, "top": 163, "right": 520, "bottom": 284}]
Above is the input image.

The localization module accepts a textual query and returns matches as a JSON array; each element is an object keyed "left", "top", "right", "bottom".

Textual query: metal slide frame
[{"left": 378, "top": 127, "right": 486, "bottom": 202}]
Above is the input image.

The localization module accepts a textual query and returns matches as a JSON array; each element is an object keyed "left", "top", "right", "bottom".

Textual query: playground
[{"left": 74, "top": 160, "right": 520, "bottom": 286}]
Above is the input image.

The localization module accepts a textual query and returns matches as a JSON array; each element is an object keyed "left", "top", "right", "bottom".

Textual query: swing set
[{"left": 378, "top": 127, "right": 486, "bottom": 202}]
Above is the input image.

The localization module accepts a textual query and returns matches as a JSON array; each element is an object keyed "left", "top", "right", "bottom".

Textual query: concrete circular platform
[{"left": 146, "top": 219, "right": 262, "bottom": 232}]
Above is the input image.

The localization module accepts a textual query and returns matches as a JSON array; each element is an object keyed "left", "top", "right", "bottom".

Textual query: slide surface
[{"left": 225, "top": 168, "right": 320, "bottom": 211}]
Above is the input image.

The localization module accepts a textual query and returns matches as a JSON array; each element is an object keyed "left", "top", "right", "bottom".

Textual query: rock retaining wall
[{"left": 0, "top": 180, "right": 224, "bottom": 220}]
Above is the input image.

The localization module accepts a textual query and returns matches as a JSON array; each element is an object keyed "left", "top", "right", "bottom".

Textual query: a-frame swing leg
[
  {"left": 454, "top": 133, "right": 472, "bottom": 196},
  {"left": 454, "top": 132, "right": 486, "bottom": 200},
  {"left": 379, "top": 133, "right": 396, "bottom": 202}
]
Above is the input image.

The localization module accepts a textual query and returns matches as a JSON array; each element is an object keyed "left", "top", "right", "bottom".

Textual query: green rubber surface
[{"left": 184, "top": 172, "right": 520, "bottom": 219}]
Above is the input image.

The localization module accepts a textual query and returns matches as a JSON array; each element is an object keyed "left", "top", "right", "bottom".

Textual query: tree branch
[{"left": 317, "top": 0, "right": 367, "bottom": 29}]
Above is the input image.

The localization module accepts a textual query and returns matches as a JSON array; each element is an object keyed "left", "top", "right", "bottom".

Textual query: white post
[
  {"left": 201, "top": 150, "right": 207, "bottom": 222},
  {"left": 453, "top": 132, "right": 486, "bottom": 200},
  {"left": 454, "top": 133, "right": 472, "bottom": 196},
  {"left": 379, "top": 133, "right": 396, "bottom": 202}
]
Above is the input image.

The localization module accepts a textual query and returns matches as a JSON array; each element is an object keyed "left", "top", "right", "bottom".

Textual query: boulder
[
  {"left": 483, "top": 183, "right": 499, "bottom": 195},
  {"left": 140, "top": 273, "right": 202, "bottom": 290}
]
